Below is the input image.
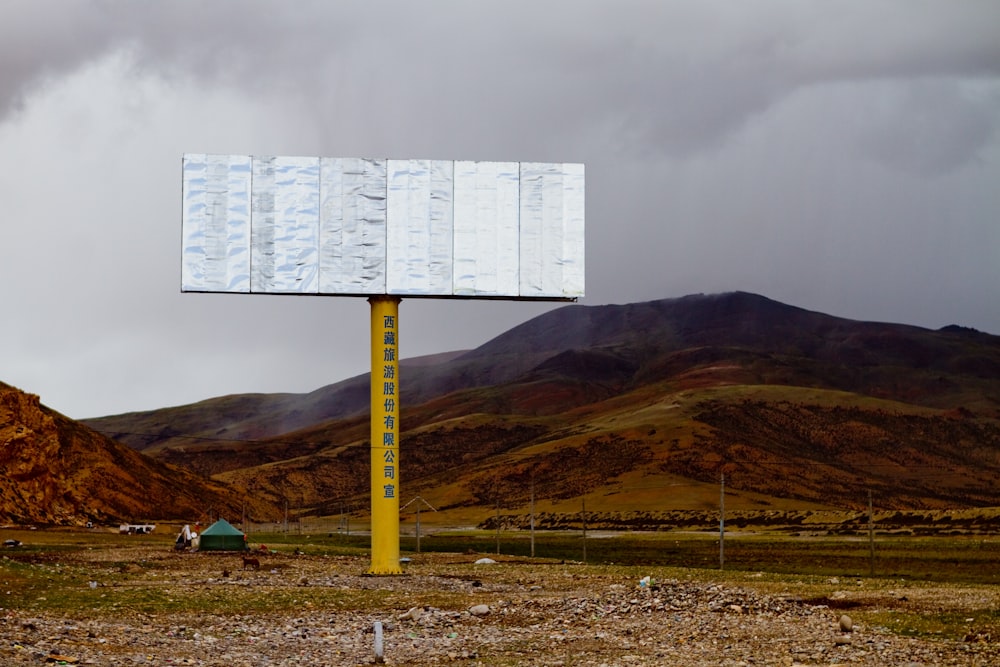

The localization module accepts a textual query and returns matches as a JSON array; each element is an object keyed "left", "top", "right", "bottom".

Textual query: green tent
[{"left": 197, "top": 518, "right": 246, "bottom": 551}]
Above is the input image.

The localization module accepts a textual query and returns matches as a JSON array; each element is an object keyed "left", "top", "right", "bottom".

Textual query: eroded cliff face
[
  {"left": 2, "top": 390, "right": 54, "bottom": 474},
  {"left": 0, "top": 386, "right": 271, "bottom": 526},
  {"left": 0, "top": 389, "right": 79, "bottom": 523}
]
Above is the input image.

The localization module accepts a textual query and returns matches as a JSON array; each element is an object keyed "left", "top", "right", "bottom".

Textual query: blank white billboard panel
[
  {"left": 453, "top": 161, "right": 520, "bottom": 297},
  {"left": 181, "top": 154, "right": 252, "bottom": 293},
  {"left": 519, "top": 162, "right": 586, "bottom": 298},
  {"left": 181, "top": 154, "right": 584, "bottom": 300},
  {"left": 386, "top": 159, "right": 455, "bottom": 295},
  {"left": 319, "top": 158, "right": 387, "bottom": 294},
  {"left": 250, "top": 156, "right": 321, "bottom": 293}
]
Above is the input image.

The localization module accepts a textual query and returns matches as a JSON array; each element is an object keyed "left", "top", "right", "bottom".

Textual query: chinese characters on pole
[{"left": 368, "top": 296, "right": 402, "bottom": 574}]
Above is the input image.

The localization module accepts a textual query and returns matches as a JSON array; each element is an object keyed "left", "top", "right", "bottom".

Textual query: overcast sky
[{"left": 2, "top": 1, "right": 998, "bottom": 419}]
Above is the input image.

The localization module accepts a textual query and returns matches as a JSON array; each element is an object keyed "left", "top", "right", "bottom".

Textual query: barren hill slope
[
  {"left": 0, "top": 383, "right": 275, "bottom": 525},
  {"left": 81, "top": 292, "right": 1000, "bottom": 518},
  {"left": 204, "top": 379, "right": 1000, "bottom": 519},
  {"left": 86, "top": 292, "right": 1000, "bottom": 451}
]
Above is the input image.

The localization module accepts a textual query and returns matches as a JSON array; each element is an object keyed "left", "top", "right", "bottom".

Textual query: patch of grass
[
  {"left": 247, "top": 531, "right": 371, "bottom": 556},
  {"left": 77, "top": 585, "right": 440, "bottom": 616},
  {"left": 4, "top": 527, "right": 1000, "bottom": 645},
  {"left": 3, "top": 563, "right": 479, "bottom": 617},
  {"left": 387, "top": 531, "right": 1000, "bottom": 585},
  {"left": 864, "top": 608, "right": 1000, "bottom": 642},
  {"left": 9, "top": 529, "right": 1000, "bottom": 584}
]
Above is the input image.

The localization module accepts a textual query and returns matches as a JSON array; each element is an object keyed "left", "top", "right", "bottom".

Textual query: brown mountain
[
  {"left": 0, "top": 383, "right": 272, "bottom": 526},
  {"left": 83, "top": 292, "right": 1000, "bottom": 518}
]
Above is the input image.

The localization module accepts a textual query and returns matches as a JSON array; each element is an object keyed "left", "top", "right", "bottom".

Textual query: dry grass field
[{"left": 1, "top": 527, "right": 998, "bottom": 665}]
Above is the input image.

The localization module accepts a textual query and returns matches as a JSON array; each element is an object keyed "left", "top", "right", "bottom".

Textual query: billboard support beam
[
  {"left": 368, "top": 295, "right": 402, "bottom": 575},
  {"left": 181, "top": 154, "right": 584, "bottom": 576}
]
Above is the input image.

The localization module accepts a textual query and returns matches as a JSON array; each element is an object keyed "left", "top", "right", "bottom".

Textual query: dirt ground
[{"left": 2, "top": 544, "right": 999, "bottom": 666}]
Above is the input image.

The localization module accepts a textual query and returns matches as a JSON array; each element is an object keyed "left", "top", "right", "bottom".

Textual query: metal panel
[
  {"left": 518, "top": 162, "right": 554, "bottom": 297},
  {"left": 386, "top": 159, "right": 454, "bottom": 295},
  {"left": 182, "top": 154, "right": 583, "bottom": 300},
  {"left": 519, "top": 163, "right": 585, "bottom": 298},
  {"left": 181, "top": 154, "right": 251, "bottom": 292},
  {"left": 251, "top": 156, "right": 321, "bottom": 293},
  {"left": 319, "top": 157, "right": 387, "bottom": 294},
  {"left": 453, "top": 161, "right": 520, "bottom": 296},
  {"left": 561, "top": 163, "right": 586, "bottom": 298}
]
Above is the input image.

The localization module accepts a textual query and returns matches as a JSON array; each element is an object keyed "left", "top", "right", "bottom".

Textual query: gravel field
[{"left": 2, "top": 547, "right": 998, "bottom": 666}]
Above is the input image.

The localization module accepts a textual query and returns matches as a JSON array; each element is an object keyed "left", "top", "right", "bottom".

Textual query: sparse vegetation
[
  {"left": 5, "top": 293, "right": 1000, "bottom": 542},
  {"left": 2, "top": 526, "right": 1000, "bottom": 650}
]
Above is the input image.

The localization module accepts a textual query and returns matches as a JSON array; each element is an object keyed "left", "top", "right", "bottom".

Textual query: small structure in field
[
  {"left": 119, "top": 523, "right": 156, "bottom": 535},
  {"left": 197, "top": 518, "right": 246, "bottom": 552}
]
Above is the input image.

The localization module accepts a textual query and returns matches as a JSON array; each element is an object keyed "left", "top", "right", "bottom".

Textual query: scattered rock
[
  {"left": 2, "top": 549, "right": 997, "bottom": 666},
  {"left": 399, "top": 606, "right": 423, "bottom": 622},
  {"left": 469, "top": 604, "right": 491, "bottom": 617}
]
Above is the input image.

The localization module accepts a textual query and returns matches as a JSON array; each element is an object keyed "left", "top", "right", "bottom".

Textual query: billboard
[{"left": 181, "top": 155, "right": 584, "bottom": 300}]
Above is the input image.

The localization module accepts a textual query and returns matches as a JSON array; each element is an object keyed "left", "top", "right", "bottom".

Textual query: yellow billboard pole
[{"left": 368, "top": 296, "right": 403, "bottom": 575}]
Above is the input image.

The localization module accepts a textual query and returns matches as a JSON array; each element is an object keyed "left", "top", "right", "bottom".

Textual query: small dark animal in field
[
  {"left": 242, "top": 555, "right": 260, "bottom": 571},
  {"left": 222, "top": 569, "right": 230, "bottom": 578}
]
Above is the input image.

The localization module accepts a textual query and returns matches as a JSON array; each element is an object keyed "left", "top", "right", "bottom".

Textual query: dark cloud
[
  {"left": 857, "top": 79, "right": 999, "bottom": 174},
  {"left": 5, "top": 2, "right": 997, "bottom": 161},
  {"left": 1, "top": 0, "right": 997, "bottom": 417}
]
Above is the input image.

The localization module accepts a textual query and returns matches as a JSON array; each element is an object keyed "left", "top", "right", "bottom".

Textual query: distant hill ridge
[
  {"left": 86, "top": 291, "right": 1000, "bottom": 454},
  {"left": 5, "top": 291, "right": 1000, "bottom": 524}
]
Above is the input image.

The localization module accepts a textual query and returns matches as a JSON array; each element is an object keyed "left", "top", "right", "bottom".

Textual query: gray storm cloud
[
  {"left": 4, "top": 1, "right": 996, "bottom": 163},
  {"left": 1, "top": 0, "right": 997, "bottom": 418}
]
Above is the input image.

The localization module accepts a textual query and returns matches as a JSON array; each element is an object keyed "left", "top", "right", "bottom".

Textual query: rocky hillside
[
  {"left": 0, "top": 383, "right": 275, "bottom": 526},
  {"left": 87, "top": 292, "right": 1000, "bottom": 454},
  {"left": 81, "top": 292, "right": 1000, "bottom": 519}
]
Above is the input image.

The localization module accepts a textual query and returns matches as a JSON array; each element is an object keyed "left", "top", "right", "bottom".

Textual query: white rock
[{"left": 399, "top": 606, "right": 423, "bottom": 621}]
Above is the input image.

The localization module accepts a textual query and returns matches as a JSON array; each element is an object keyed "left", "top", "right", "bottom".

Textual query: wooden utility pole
[
  {"left": 719, "top": 472, "right": 725, "bottom": 570},
  {"left": 530, "top": 473, "right": 536, "bottom": 558},
  {"left": 868, "top": 489, "right": 875, "bottom": 577},
  {"left": 401, "top": 496, "right": 437, "bottom": 554}
]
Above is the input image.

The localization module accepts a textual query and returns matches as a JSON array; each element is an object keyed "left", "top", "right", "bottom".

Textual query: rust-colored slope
[
  {"left": 75, "top": 292, "right": 1000, "bottom": 518},
  {"left": 0, "top": 386, "right": 276, "bottom": 525}
]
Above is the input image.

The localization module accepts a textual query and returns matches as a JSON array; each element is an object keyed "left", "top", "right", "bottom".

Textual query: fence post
[
  {"left": 720, "top": 472, "right": 725, "bottom": 570},
  {"left": 868, "top": 489, "right": 875, "bottom": 577}
]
